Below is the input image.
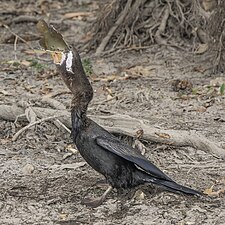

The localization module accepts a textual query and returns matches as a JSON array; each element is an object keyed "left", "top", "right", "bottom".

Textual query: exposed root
[
  {"left": 155, "top": 6, "right": 170, "bottom": 45},
  {"left": 87, "top": 0, "right": 209, "bottom": 53},
  {"left": 208, "top": 1, "right": 225, "bottom": 72},
  {"left": 96, "top": 0, "right": 133, "bottom": 54}
]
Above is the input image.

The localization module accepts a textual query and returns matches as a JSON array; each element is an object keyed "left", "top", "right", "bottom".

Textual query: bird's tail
[
  {"left": 137, "top": 172, "right": 201, "bottom": 195},
  {"left": 154, "top": 179, "right": 201, "bottom": 195}
]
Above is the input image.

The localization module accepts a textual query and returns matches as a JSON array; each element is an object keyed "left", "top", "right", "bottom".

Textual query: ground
[{"left": 0, "top": 1, "right": 225, "bottom": 225}]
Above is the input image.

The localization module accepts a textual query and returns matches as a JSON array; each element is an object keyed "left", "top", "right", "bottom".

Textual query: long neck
[
  {"left": 56, "top": 48, "right": 93, "bottom": 139},
  {"left": 57, "top": 48, "right": 93, "bottom": 112},
  {"left": 71, "top": 106, "right": 84, "bottom": 141}
]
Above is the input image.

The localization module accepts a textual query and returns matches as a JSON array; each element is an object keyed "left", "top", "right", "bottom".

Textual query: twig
[
  {"left": 12, "top": 115, "right": 62, "bottom": 141},
  {"left": 96, "top": 0, "right": 133, "bottom": 54},
  {"left": 3, "top": 24, "right": 34, "bottom": 50},
  {"left": 55, "top": 119, "right": 71, "bottom": 134},
  {"left": 14, "top": 35, "right": 18, "bottom": 60},
  {"left": 12, "top": 15, "right": 38, "bottom": 24}
]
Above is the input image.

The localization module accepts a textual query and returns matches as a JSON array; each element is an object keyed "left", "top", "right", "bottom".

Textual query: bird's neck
[
  {"left": 56, "top": 48, "right": 93, "bottom": 140},
  {"left": 71, "top": 105, "right": 86, "bottom": 141},
  {"left": 56, "top": 48, "right": 93, "bottom": 104}
]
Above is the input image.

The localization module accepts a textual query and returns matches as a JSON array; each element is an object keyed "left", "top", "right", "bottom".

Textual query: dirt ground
[{"left": 0, "top": 1, "right": 225, "bottom": 224}]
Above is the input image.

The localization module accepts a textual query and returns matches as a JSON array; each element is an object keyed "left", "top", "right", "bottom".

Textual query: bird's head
[
  {"left": 37, "top": 20, "right": 93, "bottom": 107},
  {"left": 37, "top": 19, "right": 71, "bottom": 67}
]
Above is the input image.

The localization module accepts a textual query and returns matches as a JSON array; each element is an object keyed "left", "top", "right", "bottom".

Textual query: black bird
[{"left": 37, "top": 20, "right": 201, "bottom": 207}]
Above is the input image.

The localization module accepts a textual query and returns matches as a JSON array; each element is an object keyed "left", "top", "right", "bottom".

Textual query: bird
[{"left": 37, "top": 20, "right": 201, "bottom": 207}]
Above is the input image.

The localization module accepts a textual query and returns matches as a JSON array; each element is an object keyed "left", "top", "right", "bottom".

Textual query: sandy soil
[{"left": 0, "top": 0, "right": 225, "bottom": 224}]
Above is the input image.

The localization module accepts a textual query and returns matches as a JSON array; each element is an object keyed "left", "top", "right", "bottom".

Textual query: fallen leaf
[
  {"left": 104, "top": 86, "right": 112, "bottom": 95},
  {"left": 22, "top": 163, "right": 35, "bottom": 175},
  {"left": 106, "top": 94, "right": 114, "bottom": 101},
  {"left": 194, "top": 43, "right": 208, "bottom": 54},
  {"left": 20, "top": 60, "right": 31, "bottom": 67},
  {"left": 59, "top": 213, "right": 68, "bottom": 220},
  {"left": 203, "top": 185, "right": 224, "bottom": 197},
  {"left": 25, "top": 107, "right": 37, "bottom": 123},
  {"left": 196, "top": 106, "right": 207, "bottom": 113},
  {"left": 66, "top": 144, "right": 78, "bottom": 154},
  {"left": 136, "top": 129, "right": 144, "bottom": 139},
  {"left": 133, "top": 189, "right": 146, "bottom": 200},
  {"left": 155, "top": 132, "right": 171, "bottom": 139},
  {"left": 133, "top": 139, "right": 146, "bottom": 155},
  {"left": 193, "top": 65, "right": 206, "bottom": 73},
  {"left": 124, "top": 65, "right": 156, "bottom": 77},
  {"left": 202, "top": 0, "right": 217, "bottom": 11},
  {"left": 63, "top": 12, "right": 92, "bottom": 20},
  {"left": 63, "top": 152, "right": 73, "bottom": 160}
]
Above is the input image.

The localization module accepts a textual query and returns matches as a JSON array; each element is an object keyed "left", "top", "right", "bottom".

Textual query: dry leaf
[
  {"left": 124, "top": 65, "right": 156, "bottom": 77},
  {"left": 104, "top": 86, "right": 112, "bottom": 95},
  {"left": 133, "top": 139, "right": 146, "bottom": 155},
  {"left": 59, "top": 213, "right": 68, "bottom": 220},
  {"left": 133, "top": 189, "right": 146, "bottom": 200},
  {"left": 202, "top": 0, "right": 217, "bottom": 11},
  {"left": 194, "top": 43, "right": 208, "bottom": 54},
  {"left": 203, "top": 185, "right": 224, "bottom": 197},
  {"left": 93, "top": 74, "right": 140, "bottom": 82},
  {"left": 193, "top": 65, "right": 206, "bottom": 73},
  {"left": 25, "top": 107, "right": 37, "bottom": 123},
  {"left": 106, "top": 94, "right": 114, "bottom": 101},
  {"left": 66, "top": 144, "right": 78, "bottom": 154},
  {"left": 155, "top": 132, "right": 171, "bottom": 139},
  {"left": 136, "top": 129, "right": 144, "bottom": 139},
  {"left": 20, "top": 60, "right": 31, "bottom": 67},
  {"left": 63, "top": 12, "right": 92, "bottom": 20},
  {"left": 196, "top": 106, "right": 207, "bottom": 113}
]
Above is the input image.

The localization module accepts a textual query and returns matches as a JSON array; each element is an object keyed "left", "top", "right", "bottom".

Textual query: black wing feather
[{"left": 96, "top": 136, "right": 172, "bottom": 181}]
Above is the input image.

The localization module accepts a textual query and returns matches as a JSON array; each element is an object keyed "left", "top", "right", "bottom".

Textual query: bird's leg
[{"left": 82, "top": 186, "right": 113, "bottom": 208}]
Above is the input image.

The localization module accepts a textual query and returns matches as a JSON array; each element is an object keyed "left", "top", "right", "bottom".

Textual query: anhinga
[{"left": 37, "top": 20, "right": 201, "bottom": 207}]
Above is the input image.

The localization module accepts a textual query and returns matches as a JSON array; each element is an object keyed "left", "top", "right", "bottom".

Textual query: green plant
[
  {"left": 82, "top": 58, "right": 93, "bottom": 76},
  {"left": 28, "top": 59, "right": 46, "bottom": 72},
  {"left": 220, "top": 83, "right": 225, "bottom": 95}
]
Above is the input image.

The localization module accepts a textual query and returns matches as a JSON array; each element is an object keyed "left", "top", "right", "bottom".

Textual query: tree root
[
  {"left": 208, "top": 1, "right": 225, "bottom": 72},
  {"left": 96, "top": 0, "right": 133, "bottom": 54},
  {"left": 87, "top": 0, "right": 209, "bottom": 52},
  {"left": 0, "top": 105, "right": 224, "bottom": 158},
  {"left": 155, "top": 6, "right": 169, "bottom": 45}
]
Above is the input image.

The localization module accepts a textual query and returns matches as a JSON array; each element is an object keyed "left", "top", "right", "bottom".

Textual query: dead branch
[
  {"left": 12, "top": 115, "right": 63, "bottom": 141},
  {"left": 12, "top": 15, "right": 38, "bottom": 24},
  {"left": 0, "top": 104, "right": 224, "bottom": 158},
  {"left": 3, "top": 24, "right": 34, "bottom": 50}
]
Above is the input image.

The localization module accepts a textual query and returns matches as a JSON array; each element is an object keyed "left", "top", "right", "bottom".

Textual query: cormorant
[{"left": 37, "top": 20, "right": 201, "bottom": 207}]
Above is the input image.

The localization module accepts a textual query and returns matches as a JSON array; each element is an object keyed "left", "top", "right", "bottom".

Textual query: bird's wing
[{"left": 96, "top": 136, "right": 172, "bottom": 181}]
